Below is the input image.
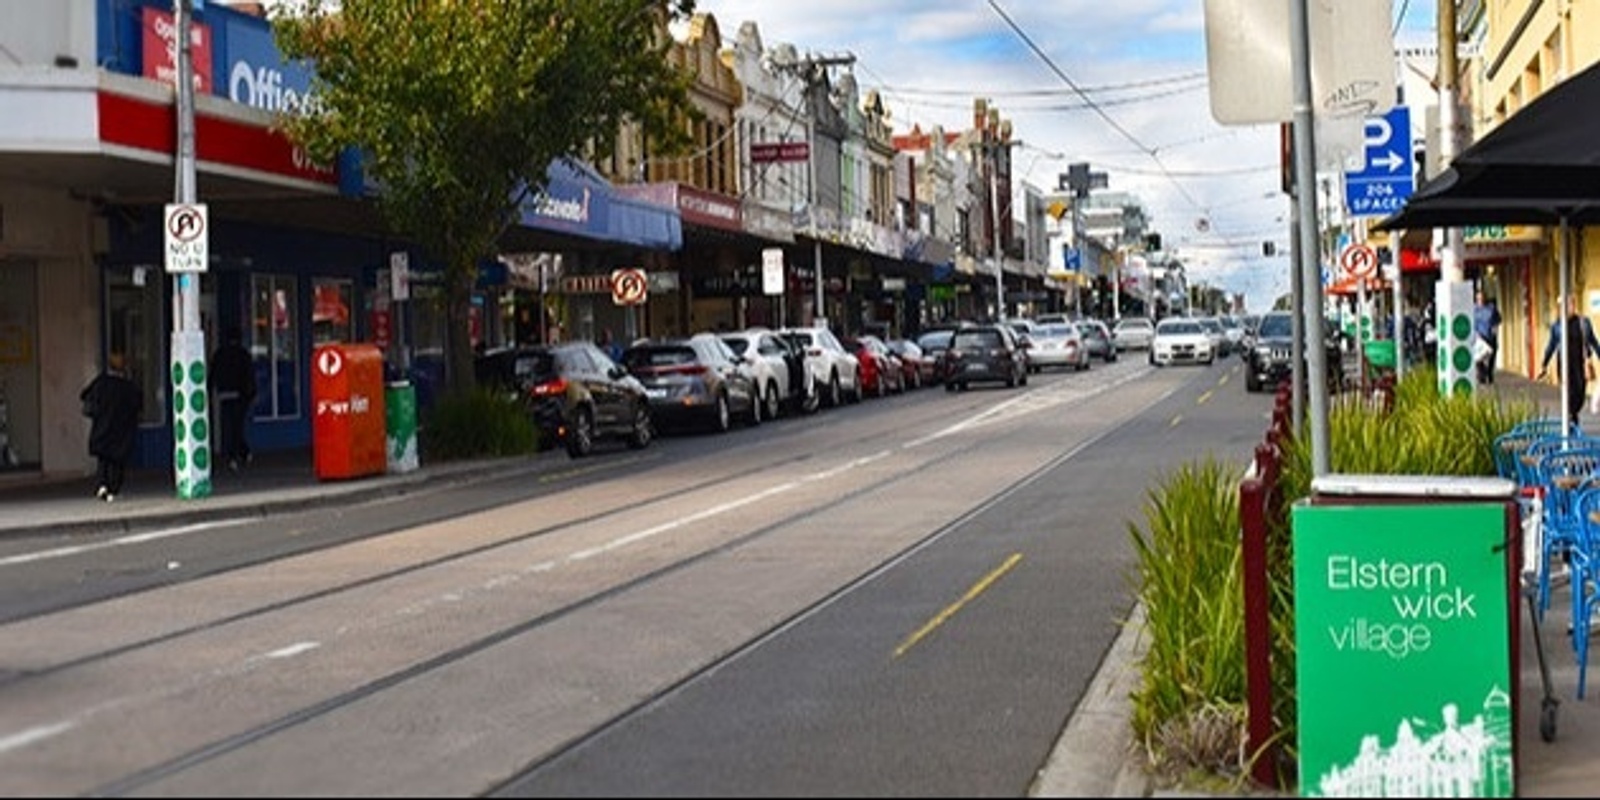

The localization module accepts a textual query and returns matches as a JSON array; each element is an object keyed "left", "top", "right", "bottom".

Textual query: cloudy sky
[{"left": 685, "top": 0, "right": 1438, "bottom": 312}]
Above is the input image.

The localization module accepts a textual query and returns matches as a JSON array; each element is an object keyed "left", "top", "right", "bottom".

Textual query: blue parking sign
[{"left": 1344, "top": 106, "right": 1413, "bottom": 217}]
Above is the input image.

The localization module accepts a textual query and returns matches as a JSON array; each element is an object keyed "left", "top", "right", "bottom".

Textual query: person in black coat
[
  {"left": 210, "top": 327, "right": 257, "bottom": 471},
  {"left": 80, "top": 352, "right": 142, "bottom": 502}
]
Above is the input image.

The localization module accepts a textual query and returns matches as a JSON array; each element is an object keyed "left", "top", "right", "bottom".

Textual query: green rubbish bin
[{"left": 385, "top": 380, "right": 418, "bottom": 474}]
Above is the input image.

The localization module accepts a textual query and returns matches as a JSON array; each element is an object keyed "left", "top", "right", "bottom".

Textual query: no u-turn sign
[{"left": 165, "top": 203, "right": 209, "bottom": 274}]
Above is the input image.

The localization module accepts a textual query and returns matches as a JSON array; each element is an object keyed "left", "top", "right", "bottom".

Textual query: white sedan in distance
[{"left": 1149, "top": 317, "right": 1215, "bottom": 367}]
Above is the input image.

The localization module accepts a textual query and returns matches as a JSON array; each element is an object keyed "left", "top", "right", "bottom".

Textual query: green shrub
[{"left": 419, "top": 388, "right": 539, "bottom": 461}]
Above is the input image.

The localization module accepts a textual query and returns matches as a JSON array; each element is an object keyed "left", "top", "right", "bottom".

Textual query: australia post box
[{"left": 311, "top": 343, "right": 387, "bottom": 481}]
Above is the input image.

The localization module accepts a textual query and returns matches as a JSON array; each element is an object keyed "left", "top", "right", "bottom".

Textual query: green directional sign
[{"left": 1292, "top": 502, "right": 1513, "bottom": 797}]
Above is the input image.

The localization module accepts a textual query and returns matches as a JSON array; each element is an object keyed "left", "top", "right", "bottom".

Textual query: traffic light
[
  {"left": 1263, "top": 241, "right": 1276, "bottom": 257},
  {"left": 1145, "top": 232, "right": 1162, "bottom": 251}
]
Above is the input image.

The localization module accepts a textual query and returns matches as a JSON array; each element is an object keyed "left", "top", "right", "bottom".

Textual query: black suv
[
  {"left": 1244, "top": 312, "right": 1294, "bottom": 393},
  {"left": 940, "top": 324, "right": 1029, "bottom": 391},
  {"left": 475, "top": 342, "right": 654, "bottom": 457}
]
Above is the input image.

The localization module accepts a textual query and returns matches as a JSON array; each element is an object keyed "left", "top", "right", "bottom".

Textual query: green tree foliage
[{"left": 272, "top": 0, "right": 697, "bottom": 395}]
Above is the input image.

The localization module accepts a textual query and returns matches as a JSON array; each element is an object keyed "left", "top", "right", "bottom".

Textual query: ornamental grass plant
[{"left": 419, "top": 388, "right": 539, "bottom": 461}]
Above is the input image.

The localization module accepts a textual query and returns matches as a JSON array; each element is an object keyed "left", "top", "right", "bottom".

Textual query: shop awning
[{"left": 514, "top": 158, "right": 681, "bottom": 251}]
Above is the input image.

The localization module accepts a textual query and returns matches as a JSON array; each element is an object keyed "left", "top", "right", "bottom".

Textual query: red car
[
  {"left": 886, "top": 338, "right": 933, "bottom": 389},
  {"left": 842, "top": 335, "right": 905, "bottom": 397}
]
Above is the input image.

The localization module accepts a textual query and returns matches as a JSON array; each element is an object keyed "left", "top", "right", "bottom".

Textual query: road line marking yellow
[
  {"left": 1170, "top": 415, "right": 1183, "bottom": 428},
  {"left": 1218, "top": 373, "right": 1230, "bottom": 386},
  {"left": 1197, "top": 390, "right": 1214, "bottom": 405},
  {"left": 894, "top": 553, "right": 1023, "bottom": 659}
]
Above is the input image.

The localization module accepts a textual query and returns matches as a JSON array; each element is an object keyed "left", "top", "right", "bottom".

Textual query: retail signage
[
  {"left": 750, "top": 141, "right": 810, "bottom": 163},
  {"left": 1292, "top": 502, "right": 1514, "bottom": 797},
  {"left": 762, "top": 248, "right": 785, "bottom": 296},
  {"left": 559, "top": 274, "right": 613, "bottom": 295},
  {"left": 389, "top": 252, "right": 410, "bottom": 302},
  {"left": 164, "top": 203, "right": 208, "bottom": 274},
  {"left": 142, "top": 7, "right": 214, "bottom": 94},
  {"left": 216, "top": 9, "right": 314, "bottom": 113}
]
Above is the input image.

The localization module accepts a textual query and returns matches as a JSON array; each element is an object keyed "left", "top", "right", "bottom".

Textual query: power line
[
  {"left": 877, "top": 71, "right": 1208, "bottom": 98},
  {"left": 983, "top": 0, "right": 1203, "bottom": 212}
]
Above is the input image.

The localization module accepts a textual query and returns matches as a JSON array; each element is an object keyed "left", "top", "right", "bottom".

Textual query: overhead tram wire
[{"left": 984, "top": 0, "right": 1204, "bottom": 212}]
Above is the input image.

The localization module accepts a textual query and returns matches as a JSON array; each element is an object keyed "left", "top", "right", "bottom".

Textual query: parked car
[
  {"left": 621, "top": 334, "right": 761, "bottom": 433},
  {"left": 1244, "top": 311, "right": 1295, "bottom": 393},
  {"left": 777, "top": 326, "right": 862, "bottom": 408},
  {"left": 1112, "top": 317, "right": 1156, "bottom": 351},
  {"left": 940, "top": 323, "right": 1029, "bottom": 390},
  {"left": 1028, "top": 322, "right": 1091, "bottom": 372},
  {"left": 886, "top": 338, "right": 934, "bottom": 389},
  {"left": 1220, "top": 315, "right": 1247, "bottom": 354},
  {"left": 1034, "top": 313, "right": 1071, "bottom": 325},
  {"left": 720, "top": 327, "right": 817, "bottom": 417},
  {"left": 473, "top": 342, "right": 653, "bottom": 458},
  {"left": 915, "top": 329, "right": 956, "bottom": 384},
  {"left": 1076, "top": 319, "right": 1118, "bottom": 363},
  {"left": 1149, "top": 317, "right": 1215, "bottom": 366},
  {"left": 843, "top": 335, "right": 905, "bottom": 397}
]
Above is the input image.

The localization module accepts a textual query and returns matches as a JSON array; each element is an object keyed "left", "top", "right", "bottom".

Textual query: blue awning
[{"left": 517, "top": 159, "right": 680, "bottom": 251}]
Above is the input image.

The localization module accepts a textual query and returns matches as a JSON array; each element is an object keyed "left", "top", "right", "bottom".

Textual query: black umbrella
[{"left": 1373, "top": 58, "right": 1600, "bottom": 424}]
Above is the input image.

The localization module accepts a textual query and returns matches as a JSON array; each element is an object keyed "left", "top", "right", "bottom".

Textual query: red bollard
[{"left": 1239, "top": 477, "right": 1278, "bottom": 788}]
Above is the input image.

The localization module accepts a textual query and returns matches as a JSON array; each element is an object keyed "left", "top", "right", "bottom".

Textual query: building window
[
  {"left": 251, "top": 274, "right": 300, "bottom": 419},
  {"left": 105, "top": 266, "right": 164, "bottom": 426}
]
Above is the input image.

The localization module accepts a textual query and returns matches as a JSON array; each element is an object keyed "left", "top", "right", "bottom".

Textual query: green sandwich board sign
[{"left": 1292, "top": 501, "right": 1514, "bottom": 797}]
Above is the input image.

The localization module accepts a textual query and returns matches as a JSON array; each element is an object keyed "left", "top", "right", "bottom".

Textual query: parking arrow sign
[{"left": 1344, "top": 105, "right": 1414, "bottom": 217}]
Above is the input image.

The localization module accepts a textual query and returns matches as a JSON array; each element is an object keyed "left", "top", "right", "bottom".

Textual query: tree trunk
[{"left": 444, "top": 255, "right": 478, "bottom": 398}]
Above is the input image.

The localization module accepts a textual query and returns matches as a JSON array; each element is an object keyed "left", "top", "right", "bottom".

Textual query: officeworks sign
[{"left": 215, "top": 10, "right": 315, "bottom": 114}]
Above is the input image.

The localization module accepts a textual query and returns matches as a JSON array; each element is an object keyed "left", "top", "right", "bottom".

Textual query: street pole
[
  {"left": 807, "top": 101, "right": 824, "bottom": 328},
  {"left": 1437, "top": 0, "right": 1465, "bottom": 286},
  {"left": 989, "top": 156, "right": 1004, "bottom": 321},
  {"left": 171, "top": 0, "right": 211, "bottom": 499},
  {"left": 1290, "top": 0, "right": 1331, "bottom": 477}
]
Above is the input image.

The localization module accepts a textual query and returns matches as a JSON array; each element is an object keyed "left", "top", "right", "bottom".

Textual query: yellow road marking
[
  {"left": 1217, "top": 373, "right": 1230, "bottom": 386},
  {"left": 1197, "top": 390, "right": 1214, "bottom": 405},
  {"left": 1170, "top": 414, "right": 1183, "bottom": 428},
  {"left": 893, "top": 553, "right": 1023, "bottom": 659}
]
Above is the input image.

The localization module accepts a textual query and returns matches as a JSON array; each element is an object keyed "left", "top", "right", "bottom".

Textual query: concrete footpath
[{"left": 2, "top": 369, "right": 1597, "bottom": 796}]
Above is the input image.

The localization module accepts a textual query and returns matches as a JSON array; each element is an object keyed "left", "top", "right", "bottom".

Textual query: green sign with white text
[{"left": 1292, "top": 502, "right": 1513, "bottom": 797}]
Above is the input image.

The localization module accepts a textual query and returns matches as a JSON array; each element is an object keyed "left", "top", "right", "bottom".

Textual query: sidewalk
[{"left": 0, "top": 448, "right": 545, "bottom": 539}]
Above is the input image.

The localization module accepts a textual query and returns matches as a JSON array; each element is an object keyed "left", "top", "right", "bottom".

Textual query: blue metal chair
[
  {"left": 1568, "top": 484, "right": 1600, "bottom": 698},
  {"left": 1533, "top": 445, "right": 1600, "bottom": 624}
]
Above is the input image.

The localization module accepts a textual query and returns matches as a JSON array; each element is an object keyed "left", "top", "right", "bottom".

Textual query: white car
[
  {"left": 721, "top": 328, "right": 817, "bottom": 417},
  {"left": 777, "top": 326, "right": 861, "bottom": 408},
  {"left": 1149, "top": 317, "right": 1215, "bottom": 366},
  {"left": 1028, "top": 322, "right": 1091, "bottom": 371},
  {"left": 1112, "top": 317, "right": 1156, "bottom": 351}
]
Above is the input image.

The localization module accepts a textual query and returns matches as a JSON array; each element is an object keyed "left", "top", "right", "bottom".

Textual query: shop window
[
  {"left": 251, "top": 274, "right": 300, "bottom": 419},
  {"left": 311, "top": 278, "right": 354, "bottom": 345},
  {"left": 105, "top": 266, "right": 164, "bottom": 426}
]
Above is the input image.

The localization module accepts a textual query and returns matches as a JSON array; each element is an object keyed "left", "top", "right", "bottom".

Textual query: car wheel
[
  {"left": 711, "top": 393, "right": 731, "bottom": 433},
  {"left": 1245, "top": 373, "right": 1261, "bottom": 393},
  {"left": 827, "top": 373, "right": 842, "bottom": 408},
  {"left": 958, "top": 381, "right": 969, "bottom": 392},
  {"left": 763, "top": 382, "right": 782, "bottom": 420},
  {"left": 748, "top": 386, "right": 763, "bottom": 426},
  {"left": 875, "top": 371, "right": 887, "bottom": 398},
  {"left": 565, "top": 407, "right": 595, "bottom": 458},
  {"left": 945, "top": 381, "right": 958, "bottom": 393},
  {"left": 848, "top": 370, "right": 863, "bottom": 403},
  {"left": 626, "top": 403, "right": 653, "bottom": 449},
  {"left": 910, "top": 369, "right": 921, "bottom": 390}
]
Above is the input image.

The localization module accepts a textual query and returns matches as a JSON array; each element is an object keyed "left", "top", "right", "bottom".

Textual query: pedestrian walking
[
  {"left": 210, "top": 326, "right": 257, "bottom": 471},
  {"left": 79, "top": 352, "right": 142, "bottom": 502},
  {"left": 1538, "top": 296, "right": 1600, "bottom": 430},
  {"left": 1474, "top": 290, "right": 1502, "bottom": 385}
]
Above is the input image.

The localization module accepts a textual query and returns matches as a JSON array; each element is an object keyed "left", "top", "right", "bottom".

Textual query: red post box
[{"left": 311, "top": 343, "right": 387, "bottom": 481}]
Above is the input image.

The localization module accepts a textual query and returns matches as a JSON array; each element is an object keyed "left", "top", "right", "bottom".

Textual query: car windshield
[
  {"left": 721, "top": 337, "right": 750, "bottom": 356},
  {"left": 1117, "top": 319, "right": 1152, "bottom": 331},
  {"left": 952, "top": 329, "right": 1003, "bottom": 349},
  {"left": 622, "top": 346, "right": 697, "bottom": 369},
  {"left": 1037, "top": 324, "right": 1075, "bottom": 338},
  {"left": 512, "top": 353, "right": 555, "bottom": 378},
  {"left": 1257, "top": 314, "right": 1293, "bottom": 338},
  {"left": 1157, "top": 320, "right": 1202, "bottom": 335},
  {"left": 1199, "top": 319, "right": 1222, "bottom": 333},
  {"left": 917, "top": 330, "right": 953, "bottom": 349}
]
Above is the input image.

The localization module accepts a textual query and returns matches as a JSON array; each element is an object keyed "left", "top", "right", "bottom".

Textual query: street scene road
[{"left": 0, "top": 360, "right": 1272, "bottom": 796}]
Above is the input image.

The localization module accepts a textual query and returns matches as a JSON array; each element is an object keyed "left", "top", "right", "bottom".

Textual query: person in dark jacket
[
  {"left": 80, "top": 352, "right": 142, "bottom": 502},
  {"left": 210, "top": 327, "right": 257, "bottom": 471},
  {"left": 1538, "top": 296, "right": 1600, "bottom": 430}
]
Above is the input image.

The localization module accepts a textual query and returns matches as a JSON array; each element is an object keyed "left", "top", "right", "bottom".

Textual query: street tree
[{"left": 272, "top": 0, "right": 697, "bottom": 394}]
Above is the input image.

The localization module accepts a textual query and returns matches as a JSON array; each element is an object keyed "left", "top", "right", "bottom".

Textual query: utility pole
[
  {"left": 772, "top": 50, "right": 854, "bottom": 329},
  {"left": 170, "top": 0, "right": 211, "bottom": 499},
  {"left": 1290, "top": 0, "right": 1331, "bottom": 477},
  {"left": 1436, "top": 0, "right": 1464, "bottom": 286},
  {"left": 990, "top": 164, "right": 1004, "bottom": 320}
]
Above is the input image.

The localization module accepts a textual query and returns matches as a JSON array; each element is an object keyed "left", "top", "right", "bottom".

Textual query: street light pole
[
  {"left": 989, "top": 160, "right": 1004, "bottom": 320},
  {"left": 171, "top": 0, "right": 211, "bottom": 499}
]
